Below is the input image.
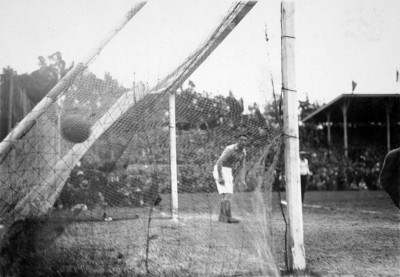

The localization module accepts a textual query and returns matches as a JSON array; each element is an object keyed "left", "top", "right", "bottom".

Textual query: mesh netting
[{"left": 0, "top": 1, "right": 285, "bottom": 276}]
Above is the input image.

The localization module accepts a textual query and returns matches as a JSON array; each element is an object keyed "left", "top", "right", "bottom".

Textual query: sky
[{"left": 0, "top": 0, "right": 399, "bottom": 108}]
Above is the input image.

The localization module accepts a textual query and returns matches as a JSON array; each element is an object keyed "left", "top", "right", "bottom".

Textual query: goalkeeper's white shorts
[{"left": 213, "top": 165, "right": 234, "bottom": 194}]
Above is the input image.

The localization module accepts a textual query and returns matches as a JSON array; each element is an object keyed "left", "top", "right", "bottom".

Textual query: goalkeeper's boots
[
  {"left": 226, "top": 200, "right": 240, "bottom": 223},
  {"left": 219, "top": 200, "right": 240, "bottom": 224},
  {"left": 219, "top": 200, "right": 229, "bottom": 223}
]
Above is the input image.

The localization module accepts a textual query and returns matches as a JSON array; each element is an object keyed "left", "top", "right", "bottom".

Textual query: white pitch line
[{"left": 302, "top": 203, "right": 399, "bottom": 216}]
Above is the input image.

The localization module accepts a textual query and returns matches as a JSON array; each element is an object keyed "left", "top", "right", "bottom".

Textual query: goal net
[{"left": 0, "top": 1, "right": 285, "bottom": 276}]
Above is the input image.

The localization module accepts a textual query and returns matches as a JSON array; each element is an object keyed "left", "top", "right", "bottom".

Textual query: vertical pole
[
  {"left": 341, "top": 101, "right": 349, "bottom": 189},
  {"left": 326, "top": 113, "right": 332, "bottom": 146},
  {"left": 281, "top": 0, "right": 306, "bottom": 271},
  {"left": 21, "top": 89, "right": 29, "bottom": 117},
  {"left": 8, "top": 70, "right": 14, "bottom": 133},
  {"left": 326, "top": 112, "right": 332, "bottom": 160},
  {"left": 341, "top": 102, "right": 349, "bottom": 159},
  {"left": 0, "top": 73, "right": 3, "bottom": 140},
  {"left": 386, "top": 103, "right": 391, "bottom": 152},
  {"left": 169, "top": 91, "right": 178, "bottom": 221}
]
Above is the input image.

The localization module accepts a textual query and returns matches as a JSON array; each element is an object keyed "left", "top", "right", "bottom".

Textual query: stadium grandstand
[{"left": 300, "top": 93, "right": 400, "bottom": 191}]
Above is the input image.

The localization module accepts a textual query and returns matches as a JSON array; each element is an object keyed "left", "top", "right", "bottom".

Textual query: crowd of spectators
[
  {"left": 57, "top": 118, "right": 394, "bottom": 211},
  {"left": 297, "top": 121, "right": 399, "bottom": 192},
  {"left": 301, "top": 145, "right": 386, "bottom": 192}
]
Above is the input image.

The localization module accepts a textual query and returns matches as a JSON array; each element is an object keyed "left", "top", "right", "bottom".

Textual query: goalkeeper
[
  {"left": 213, "top": 133, "right": 248, "bottom": 223},
  {"left": 379, "top": 147, "right": 400, "bottom": 209}
]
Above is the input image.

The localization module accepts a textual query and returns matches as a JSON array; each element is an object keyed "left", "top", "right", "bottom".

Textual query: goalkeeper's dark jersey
[{"left": 379, "top": 147, "right": 400, "bottom": 209}]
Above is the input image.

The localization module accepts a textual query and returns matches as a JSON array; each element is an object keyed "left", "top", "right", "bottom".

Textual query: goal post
[
  {"left": 169, "top": 91, "right": 178, "bottom": 221},
  {"left": 281, "top": 0, "right": 306, "bottom": 270}
]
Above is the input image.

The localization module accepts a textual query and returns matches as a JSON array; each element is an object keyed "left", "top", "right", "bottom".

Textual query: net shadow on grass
[{"left": 0, "top": 199, "right": 280, "bottom": 276}]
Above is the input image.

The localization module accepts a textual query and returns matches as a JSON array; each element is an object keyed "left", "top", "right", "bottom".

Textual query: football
[{"left": 61, "top": 114, "right": 92, "bottom": 143}]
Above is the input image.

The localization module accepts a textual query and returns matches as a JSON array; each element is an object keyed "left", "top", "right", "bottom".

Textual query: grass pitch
[
  {"left": 1, "top": 191, "right": 399, "bottom": 276},
  {"left": 281, "top": 191, "right": 400, "bottom": 277}
]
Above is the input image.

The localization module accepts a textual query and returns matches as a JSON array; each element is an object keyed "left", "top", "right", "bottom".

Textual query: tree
[
  {"left": 298, "top": 94, "right": 323, "bottom": 148},
  {"left": 187, "top": 80, "right": 196, "bottom": 91},
  {"left": 263, "top": 93, "right": 282, "bottom": 127},
  {"left": 17, "top": 52, "right": 73, "bottom": 104},
  {"left": 299, "top": 94, "right": 320, "bottom": 120}
]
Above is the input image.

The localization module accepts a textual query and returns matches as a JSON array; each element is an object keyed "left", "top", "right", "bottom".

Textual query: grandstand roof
[{"left": 302, "top": 94, "right": 400, "bottom": 124}]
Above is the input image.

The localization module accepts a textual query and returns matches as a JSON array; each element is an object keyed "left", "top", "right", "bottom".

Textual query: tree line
[{"left": 0, "top": 51, "right": 321, "bottom": 143}]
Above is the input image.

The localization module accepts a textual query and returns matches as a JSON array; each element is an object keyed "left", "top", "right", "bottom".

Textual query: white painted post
[
  {"left": 169, "top": 91, "right": 178, "bottom": 221},
  {"left": 326, "top": 112, "right": 332, "bottom": 146},
  {"left": 341, "top": 101, "right": 349, "bottom": 159},
  {"left": 281, "top": 0, "right": 306, "bottom": 271}
]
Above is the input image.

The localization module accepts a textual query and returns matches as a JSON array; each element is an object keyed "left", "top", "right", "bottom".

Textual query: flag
[
  {"left": 396, "top": 70, "right": 399, "bottom": 82},
  {"left": 352, "top": 80, "right": 357, "bottom": 92}
]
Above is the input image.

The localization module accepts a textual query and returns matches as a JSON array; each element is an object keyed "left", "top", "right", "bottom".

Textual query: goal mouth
[{"left": 0, "top": 1, "right": 285, "bottom": 276}]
